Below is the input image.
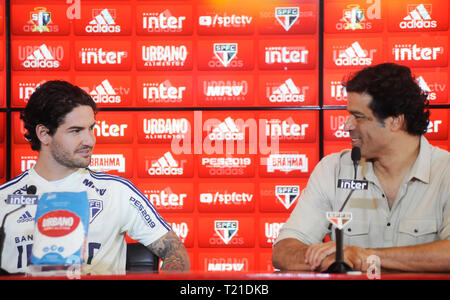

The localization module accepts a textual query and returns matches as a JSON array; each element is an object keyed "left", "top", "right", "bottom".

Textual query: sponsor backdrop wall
[{"left": 1, "top": 0, "right": 449, "bottom": 273}]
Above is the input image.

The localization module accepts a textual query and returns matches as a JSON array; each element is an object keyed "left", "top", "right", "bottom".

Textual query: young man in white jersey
[{"left": 0, "top": 80, "right": 190, "bottom": 275}]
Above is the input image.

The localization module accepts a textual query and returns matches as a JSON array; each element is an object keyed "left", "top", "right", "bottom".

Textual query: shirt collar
[
  {"left": 407, "top": 136, "right": 431, "bottom": 184},
  {"left": 361, "top": 136, "right": 431, "bottom": 184}
]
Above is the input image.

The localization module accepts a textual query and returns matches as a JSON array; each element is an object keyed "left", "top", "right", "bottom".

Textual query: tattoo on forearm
[{"left": 147, "top": 231, "right": 190, "bottom": 273}]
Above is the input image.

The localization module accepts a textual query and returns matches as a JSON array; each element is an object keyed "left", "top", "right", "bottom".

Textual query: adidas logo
[
  {"left": 335, "top": 41, "right": 372, "bottom": 66},
  {"left": 269, "top": 78, "right": 304, "bottom": 103},
  {"left": 400, "top": 4, "right": 436, "bottom": 29},
  {"left": 17, "top": 211, "right": 34, "bottom": 223},
  {"left": 416, "top": 76, "right": 437, "bottom": 101},
  {"left": 208, "top": 117, "right": 244, "bottom": 141},
  {"left": 148, "top": 152, "right": 183, "bottom": 176},
  {"left": 22, "top": 44, "right": 60, "bottom": 69},
  {"left": 90, "top": 79, "right": 121, "bottom": 104},
  {"left": 85, "top": 8, "right": 121, "bottom": 33}
]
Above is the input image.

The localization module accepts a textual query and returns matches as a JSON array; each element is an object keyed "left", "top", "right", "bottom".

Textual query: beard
[{"left": 50, "top": 143, "right": 93, "bottom": 169}]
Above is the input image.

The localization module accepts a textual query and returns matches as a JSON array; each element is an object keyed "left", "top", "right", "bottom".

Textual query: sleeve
[
  {"left": 118, "top": 180, "right": 171, "bottom": 246},
  {"left": 439, "top": 165, "right": 450, "bottom": 240},
  {"left": 275, "top": 154, "right": 338, "bottom": 246}
]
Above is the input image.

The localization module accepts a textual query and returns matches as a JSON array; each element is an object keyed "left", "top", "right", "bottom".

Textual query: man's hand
[{"left": 305, "top": 242, "right": 374, "bottom": 272}]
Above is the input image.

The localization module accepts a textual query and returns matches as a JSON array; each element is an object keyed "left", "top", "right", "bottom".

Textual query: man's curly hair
[
  {"left": 20, "top": 80, "right": 97, "bottom": 151},
  {"left": 343, "top": 63, "right": 430, "bottom": 136}
]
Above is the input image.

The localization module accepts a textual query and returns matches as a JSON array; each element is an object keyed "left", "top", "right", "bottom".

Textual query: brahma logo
[
  {"left": 275, "top": 185, "right": 300, "bottom": 210},
  {"left": 265, "top": 46, "right": 308, "bottom": 64},
  {"left": 207, "top": 117, "right": 244, "bottom": 141},
  {"left": 214, "top": 220, "right": 238, "bottom": 244},
  {"left": 148, "top": 152, "right": 183, "bottom": 176},
  {"left": 275, "top": 7, "right": 299, "bottom": 31},
  {"left": 89, "top": 154, "right": 125, "bottom": 173},
  {"left": 335, "top": 41, "right": 372, "bottom": 66},
  {"left": 142, "top": 9, "right": 186, "bottom": 32},
  {"left": 214, "top": 43, "right": 238, "bottom": 67},
  {"left": 89, "top": 79, "right": 122, "bottom": 104},
  {"left": 85, "top": 8, "right": 121, "bottom": 33},
  {"left": 266, "top": 154, "right": 308, "bottom": 173},
  {"left": 141, "top": 44, "right": 188, "bottom": 67},
  {"left": 269, "top": 78, "right": 304, "bottom": 103},
  {"left": 142, "top": 117, "right": 190, "bottom": 140},
  {"left": 400, "top": 4, "right": 436, "bottom": 29},
  {"left": 21, "top": 44, "right": 60, "bottom": 69},
  {"left": 142, "top": 80, "right": 186, "bottom": 103},
  {"left": 80, "top": 47, "right": 126, "bottom": 65}
]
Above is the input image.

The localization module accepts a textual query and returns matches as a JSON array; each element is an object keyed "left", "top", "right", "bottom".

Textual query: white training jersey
[{"left": 0, "top": 167, "right": 171, "bottom": 275}]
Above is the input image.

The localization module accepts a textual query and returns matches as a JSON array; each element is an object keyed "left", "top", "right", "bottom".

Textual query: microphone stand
[
  {"left": 325, "top": 147, "right": 361, "bottom": 274},
  {"left": 325, "top": 227, "right": 353, "bottom": 273}
]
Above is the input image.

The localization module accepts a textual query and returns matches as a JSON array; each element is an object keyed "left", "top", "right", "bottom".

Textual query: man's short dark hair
[
  {"left": 20, "top": 80, "right": 97, "bottom": 151},
  {"left": 343, "top": 63, "right": 429, "bottom": 136}
]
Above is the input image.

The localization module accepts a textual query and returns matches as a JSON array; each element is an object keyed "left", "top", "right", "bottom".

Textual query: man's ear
[
  {"left": 390, "top": 114, "right": 406, "bottom": 132},
  {"left": 35, "top": 124, "right": 51, "bottom": 146}
]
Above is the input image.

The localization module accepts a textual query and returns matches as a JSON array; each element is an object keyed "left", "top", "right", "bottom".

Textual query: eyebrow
[{"left": 347, "top": 110, "right": 365, "bottom": 117}]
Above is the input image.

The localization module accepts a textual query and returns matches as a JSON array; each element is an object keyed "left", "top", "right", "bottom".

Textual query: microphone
[
  {"left": 325, "top": 147, "right": 361, "bottom": 274},
  {"left": 0, "top": 185, "right": 37, "bottom": 276}
]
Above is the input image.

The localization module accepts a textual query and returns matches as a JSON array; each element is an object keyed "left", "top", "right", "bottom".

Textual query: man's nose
[{"left": 343, "top": 115, "right": 355, "bottom": 132}]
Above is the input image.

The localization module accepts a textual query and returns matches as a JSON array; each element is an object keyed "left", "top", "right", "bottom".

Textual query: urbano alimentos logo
[
  {"left": 138, "top": 41, "right": 192, "bottom": 70},
  {"left": 139, "top": 113, "right": 192, "bottom": 143}
]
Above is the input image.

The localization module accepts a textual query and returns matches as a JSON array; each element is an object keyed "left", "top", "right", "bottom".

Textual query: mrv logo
[
  {"left": 214, "top": 220, "right": 238, "bottom": 244},
  {"left": 337, "top": 179, "right": 369, "bottom": 190},
  {"left": 214, "top": 43, "right": 238, "bottom": 67}
]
